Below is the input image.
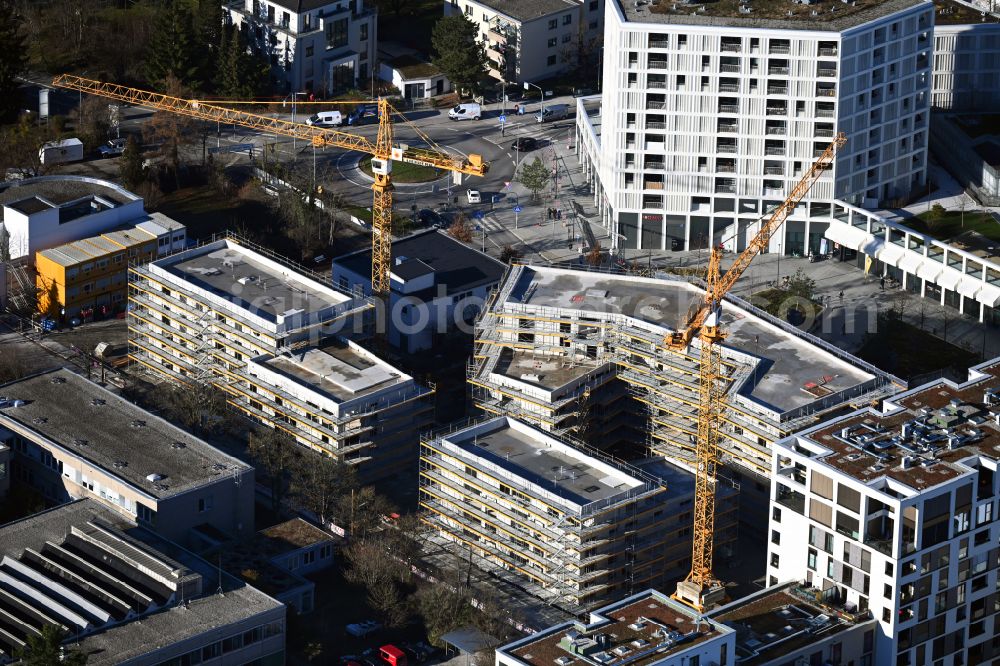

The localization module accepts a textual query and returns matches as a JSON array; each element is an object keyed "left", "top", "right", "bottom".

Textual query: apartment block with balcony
[
  {"left": 225, "top": 0, "right": 377, "bottom": 95},
  {"left": 768, "top": 356, "right": 1000, "bottom": 665},
  {"left": 931, "top": 1, "right": 1000, "bottom": 110},
  {"left": 419, "top": 416, "right": 704, "bottom": 611},
  {"left": 0, "top": 368, "right": 254, "bottom": 549},
  {"left": 469, "top": 264, "right": 891, "bottom": 530},
  {"left": 35, "top": 214, "right": 185, "bottom": 321},
  {"left": 577, "top": 0, "right": 933, "bottom": 252},
  {"left": 443, "top": 0, "right": 598, "bottom": 84}
]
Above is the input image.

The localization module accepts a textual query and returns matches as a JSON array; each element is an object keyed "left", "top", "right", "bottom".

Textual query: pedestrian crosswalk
[{"left": 478, "top": 214, "right": 507, "bottom": 234}]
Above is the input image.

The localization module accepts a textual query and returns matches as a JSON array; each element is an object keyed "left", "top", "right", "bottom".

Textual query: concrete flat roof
[
  {"left": 507, "top": 267, "right": 875, "bottom": 413},
  {"left": 0, "top": 368, "right": 250, "bottom": 498},
  {"left": 444, "top": 418, "right": 644, "bottom": 505},
  {"left": 624, "top": 0, "right": 926, "bottom": 30},
  {"left": 495, "top": 347, "right": 605, "bottom": 391},
  {"left": 260, "top": 339, "right": 408, "bottom": 401},
  {"left": 465, "top": 0, "right": 580, "bottom": 23},
  {"left": 157, "top": 240, "right": 351, "bottom": 321},
  {"left": 0, "top": 177, "right": 134, "bottom": 210}
]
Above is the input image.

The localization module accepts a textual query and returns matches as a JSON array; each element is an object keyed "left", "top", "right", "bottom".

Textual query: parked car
[
  {"left": 466, "top": 189, "right": 481, "bottom": 204},
  {"left": 306, "top": 110, "right": 343, "bottom": 127},
  {"left": 510, "top": 137, "right": 538, "bottom": 151},
  {"left": 98, "top": 138, "right": 128, "bottom": 157},
  {"left": 418, "top": 209, "right": 442, "bottom": 227},
  {"left": 346, "top": 620, "right": 382, "bottom": 637},
  {"left": 449, "top": 103, "right": 481, "bottom": 121},
  {"left": 379, "top": 645, "right": 407, "bottom": 666}
]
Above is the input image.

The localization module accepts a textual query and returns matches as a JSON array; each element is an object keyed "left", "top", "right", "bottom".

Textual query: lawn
[
  {"left": 359, "top": 156, "right": 443, "bottom": 183},
  {"left": 906, "top": 209, "right": 1000, "bottom": 243}
]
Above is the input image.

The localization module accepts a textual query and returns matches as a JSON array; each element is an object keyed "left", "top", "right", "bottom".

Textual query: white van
[
  {"left": 449, "top": 103, "right": 481, "bottom": 121},
  {"left": 536, "top": 104, "right": 570, "bottom": 123},
  {"left": 306, "top": 110, "right": 343, "bottom": 127},
  {"left": 39, "top": 138, "right": 84, "bottom": 165}
]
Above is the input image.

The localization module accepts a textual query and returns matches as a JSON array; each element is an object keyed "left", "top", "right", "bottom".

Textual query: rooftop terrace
[
  {"left": 505, "top": 266, "right": 876, "bottom": 414},
  {"left": 626, "top": 0, "right": 926, "bottom": 29},
  {"left": 933, "top": 0, "right": 1000, "bottom": 23},
  {"left": 790, "top": 359, "right": 1000, "bottom": 492},
  {"left": 441, "top": 417, "right": 648, "bottom": 508},
  {"left": 501, "top": 589, "right": 728, "bottom": 666},
  {"left": 155, "top": 239, "right": 352, "bottom": 322},
  {"left": 0, "top": 368, "right": 250, "bottom": 499},
  {"left": 259, "top": 339, "right": 409, "bottom": 401}
]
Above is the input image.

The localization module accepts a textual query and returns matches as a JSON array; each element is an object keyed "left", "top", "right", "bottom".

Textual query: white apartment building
[
  {"left": 931, "top": 5, "right": 1000, "bottom": 110},
  {"left": 443, "top": 0, "right": 603, "bottom": 84},
  {"left": 578, "top": 0, "right": 933, "bottom": 252},
  {"left": 0, "top": 175, "right": 183, "bottom": 263},
  {"left": 225, "top": 0, "right": 377, "bottom": 95},
  {"left": 767, "top": 357, "right": 1000, "bottom": 665}
]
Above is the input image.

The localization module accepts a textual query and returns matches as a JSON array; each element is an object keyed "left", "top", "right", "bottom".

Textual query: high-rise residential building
[
  {"left": 224, "top": 0, "right": 378, "bottom": 96},
  {"left": 577, "top": 0, "right": 934, "bottom": 252},
  {"left": 767, "top": 357, "right": 1000, "bottom": 665}
]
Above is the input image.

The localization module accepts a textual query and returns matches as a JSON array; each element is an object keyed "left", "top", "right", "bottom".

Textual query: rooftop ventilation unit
[
  {"left": 172, "top": 441, "right": 187, "bottom": 449},
  {"left": 146, "top": 473, "right": 165, "bottom": 482},
  {"left": 0, "top": 398, "right": 25, "bottom": 408}
]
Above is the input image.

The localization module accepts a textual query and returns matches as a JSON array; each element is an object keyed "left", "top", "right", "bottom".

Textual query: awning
[
  {"left": 957, "top": 277, "right": 982, "bottom": 299},
  {"left": 916, "top": 260, "right": 943, "bottom": 281},
  {"left": 860, "top": 236, "right": 885, "bottom": 256},
  {"left": 823, "top": 223, "right": 869, "bottom": 251},
  {"left": 937, "top": 268, "right": 964, "bottom": 291},
  {"left": 897, "top": 251, "right": 924, "bottom": 274},
  {"left": 978, "top": 282, "right": 1000, "bottom": 307},
  {"left": 875, "top": 243, "right": 906, "bottom": 264}
]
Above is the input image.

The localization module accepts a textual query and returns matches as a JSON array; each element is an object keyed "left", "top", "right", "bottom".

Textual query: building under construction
[
  {"left": 469, "top": 264, "right": 898, "bottom": 524},
  {"left": 418, "top": 416, "right": 738, "bottom": 611}
]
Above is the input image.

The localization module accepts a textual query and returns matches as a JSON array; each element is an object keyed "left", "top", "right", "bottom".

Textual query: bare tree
[
  {"left": 289, "top": 452, "right": 357, "bottom": 526},
  {"left": 449, "top": 213, "right": 473, "bottom": 243},
  {"left": 248, "top": 427, "right": 297, "bottom": 513}
]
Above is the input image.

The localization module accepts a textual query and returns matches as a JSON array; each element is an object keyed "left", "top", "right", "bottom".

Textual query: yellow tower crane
[
  {"left": 668, "top": 132, "right": 847, "bottom": 613},
  {"left": 50, "top": 74, "right": 489, "bottom": 301}
]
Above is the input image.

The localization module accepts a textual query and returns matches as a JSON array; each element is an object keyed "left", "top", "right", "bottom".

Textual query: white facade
[
  {"left": 225, "top": 0, "right": 377, "bottom": 95},
  {"left": 767, "top": 360, "right": 1000, "bottom": 665},
  {"left": 443, "top": 0, "right": 601, "bottom": 84},
  {"left": 0, "top": 176, "right": 147, "bottom": 262},
  {"left": 932, "top": 21, "right": 1000, "bottom": 110},
  {"left": 581, "top": 0, "right": 933, "bottom": 251}
]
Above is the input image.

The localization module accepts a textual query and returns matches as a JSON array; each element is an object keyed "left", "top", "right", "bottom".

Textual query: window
[
  {"left": 325, "top": 17, "right": 348, "bottom": 48},
  {"left": 464, "top": 5, "right": 471, "bottom": 15},
  {"left": 562, "top": 33, "right": 572, "bottom": 43},
  {"left": 548, "top": 37, "right": 557, "bottom": 47},
  {"left": 548, "top": 18, "right": 558, "bottom": 29},
  {"left": 563, "top": 13, "right": 572, "bottom": 24},
  {"left": 772, "top": 507, "right": 782, "bottom": 523},
  {"left": 547, "top": 55, "right": 556, "bottom": 65},
  {"left": 884, "top": 583, "right": 892, "bottom": 599},
  {"left": 771, "top": 529, "right": 780, "bottom": 545},
  {"left": 360, "top": 23, "right": 368, "bottom": 40},
  {"left": 590, "top": 0, "right": 598, "bottom": 8},
  {"left": 198, "top": 495, "right": 214, "bottom": 512},
  {"left": 770, "top": 552, "right": 780, "bottom": 568},
  {"left": 807, "top": 548, "right": 817, "bottom": 570},
  {"left": 305, "top": 45, "right": 314, "bottom": 57}
]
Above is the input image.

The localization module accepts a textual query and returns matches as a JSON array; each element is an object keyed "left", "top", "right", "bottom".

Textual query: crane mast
[
  {"left": 50, "top": 74, "right": 489, "bottom": 305},
  {"left": 671, "top": 133, "right": 847, "bottom": 613}
]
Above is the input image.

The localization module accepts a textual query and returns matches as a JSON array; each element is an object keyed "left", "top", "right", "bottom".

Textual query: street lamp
[
  {"left": 283, "top": 91, "right": 307, "bottom": 151},
  {"left": 524, "top": 81, "right": 545, "bottom": 119}
]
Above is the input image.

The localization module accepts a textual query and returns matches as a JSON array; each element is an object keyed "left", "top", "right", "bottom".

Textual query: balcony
[
  {"left": 718, "top": 123, "right": 738, "bottom": 133},
  {"left": 646, "top": 121, "right": 666, "bottom": 130},
  {"left": 720, "top": 64, "right": 740, "bottom": 73},
  {"left": 721, "top": 42, "right": 742, "bottom": 52},
  {"left": 644, "top": 161, "right": 665, "bottom": 170},
  {"left": 768, "top": 66, "right": 789, "bottom": 75},
  {"left": 717, "top": 144, "right": 738, "bottom": 154},
  {"left": 763, "top": 165, "right": 784, "bottom": 175},
  {"left": 648, "top": 60, "right": 669, "bottom": 69},
  {"left": 864, "top": 535, "right": 894, "bottom": 557},
  {"left": 644, "top": 180, "right": 664, "bottom": 190},
  {"left": 818, "top": 67, "right": 837, "bottom": 77},
  {"left": 764, "top": 146, "right": 786, "bottom": 156},
  {"left": 719, "top": 83, "right": 739, "bottom": 92},
  {"left": 487, "top": 29, "right": 508, "bottom": 43},
  {"left": 648, "top": 80, "right": 667, "bottom": 89},
  {"left": 765, "top": 126, "right": 786, "bottom": 135},
  {"left": 649, "top": 38, "right": 669, "bottom": 49},
  {"left": 767, "top": 86, "right": 788, "bottom": 95},
  {"left": 817, "top": 87, "right": 837, "bottom": 98},
  {"left": 716, "top": 162, "right": 736, "bottom": 173},
  {"left": 769, "top": 44, "right": 790, "bottom": 54},
  {"left": 790, "top": 585, "right": 871, "bottom": 623},
  {"left": 816, "top": 108, "right": 836, "bottom": 118},
  {"left": 719, "top": 104, "right": 738, "bottom": 114},
  {"left": 776, "top": 486, "right": 805, "bottom": 514},
  {"left": 715, "top": 183, "right": 737, "bottom": 194},
  {"left": 815, "top": 128, "right": 835, "bottom": 137},
  {"left": 819, "top": 47, "right": 838, "bottom": 56},
  {"left": 766, "top": 107, "right": 786, "bottom": 116}
]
